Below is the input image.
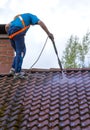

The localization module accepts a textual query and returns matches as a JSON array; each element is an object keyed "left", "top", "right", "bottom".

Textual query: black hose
[
  {"left": 30, "top": 37, "right": 48, "bottom": 68},
  {"left": 30, "top": 37, "right": 63, "bottom": 73}
]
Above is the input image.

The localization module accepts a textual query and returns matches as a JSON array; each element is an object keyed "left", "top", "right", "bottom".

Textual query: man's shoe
[
  {"left": 14, "top": 73, "right": 27, "bottom": 79},
  {"left": 9, "top": 68, "right": 15, "bottom": 76}
]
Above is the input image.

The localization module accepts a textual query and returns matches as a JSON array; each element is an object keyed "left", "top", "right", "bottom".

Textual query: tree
[
  {"left": 61, "top": 32, "right": 90, "bottom": 68},
  {"left": 78, "top": 32, "right": 90, "bottom": 68},
  {"left": 61, "top": 35, "right": 79, "bottom": 68}
]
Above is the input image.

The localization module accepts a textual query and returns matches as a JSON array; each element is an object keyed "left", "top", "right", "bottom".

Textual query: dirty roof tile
[{"left": 1, "top": 68, "right": 90, "bottom": 129}]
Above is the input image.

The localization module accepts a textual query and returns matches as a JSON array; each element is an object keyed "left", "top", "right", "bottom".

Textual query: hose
[
  {"left": 30, "top": 36, "right": 48, "bottom": 68},
  {"left": 30, "top": 36, "right": 63, "bottom": 74}
]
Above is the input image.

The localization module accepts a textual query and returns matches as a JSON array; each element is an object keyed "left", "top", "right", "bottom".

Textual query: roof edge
[
  {"left": 1, "top": 68, "right": 90, "bottom": 76},
  {"left": 0, "top": 34, "right": 9, "bottom": 39},
  {"left": 24, "top": 68, "right": 90, "bottom": 72}
]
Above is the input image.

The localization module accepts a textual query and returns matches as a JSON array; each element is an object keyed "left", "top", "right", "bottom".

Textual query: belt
[{"left": 9, "top": 25, "right": 29, "bottom": 39}]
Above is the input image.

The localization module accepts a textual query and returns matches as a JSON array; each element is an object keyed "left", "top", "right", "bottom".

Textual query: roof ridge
[
  {"left": 1, "top": 68, "right": 90, "bottom": 76},
  {"left": 24, "top": 68, "right": 90, "bottom": 72}
]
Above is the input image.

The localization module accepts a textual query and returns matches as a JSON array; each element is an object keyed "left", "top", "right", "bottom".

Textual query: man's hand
[
  {"left": 48, "top": 32, "right": 54, "bottom": 42},
  {"left": 38, "top": 20, "right": 54, "bottom": 42}
]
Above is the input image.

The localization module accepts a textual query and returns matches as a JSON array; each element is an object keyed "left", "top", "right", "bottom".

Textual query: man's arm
[
  {"left": 5, "top": 23, "right": 10, "bottom": 33},
  {"left": 38, "top": 20, "right": 54, "bottom": 42}
]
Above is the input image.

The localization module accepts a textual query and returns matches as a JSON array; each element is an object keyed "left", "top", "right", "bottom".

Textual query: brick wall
[{"left": 0, "top": 34, "right": 14, "bottom": 74}]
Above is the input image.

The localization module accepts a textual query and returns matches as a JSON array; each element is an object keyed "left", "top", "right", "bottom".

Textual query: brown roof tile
[{"left": 1, "top": 68, "right": 90, "bottom": 129}]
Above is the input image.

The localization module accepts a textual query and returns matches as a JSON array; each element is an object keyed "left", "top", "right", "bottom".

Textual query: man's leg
[
  {"left": 9, "top": 39, "right": 16, "bottom": 75},
  {"left": 10, "top": 39, "right": 16, "bottom": 70},
  {"left": 13, "top": 34, "right": 26, "bottom": 73}
]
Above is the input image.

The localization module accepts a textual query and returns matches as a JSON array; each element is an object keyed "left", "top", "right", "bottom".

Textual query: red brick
[
  {"left": 0, "top": 36, "right": 14, "bottom": 74},
  {"left": 0, "top": 64, "right": 11, "bottom": 73}
]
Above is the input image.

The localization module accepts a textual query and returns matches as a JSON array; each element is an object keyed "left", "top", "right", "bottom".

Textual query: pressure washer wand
[
  {"left": 52, "top": 40, "right": 68, "bottom": 81},
  {"left": 52, "top": 40, "right": 63, "bottom": 72}
]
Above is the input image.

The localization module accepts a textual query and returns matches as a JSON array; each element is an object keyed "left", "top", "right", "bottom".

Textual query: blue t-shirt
[{"left": 10, "top": 13, "right": 40, "bottom": 32}]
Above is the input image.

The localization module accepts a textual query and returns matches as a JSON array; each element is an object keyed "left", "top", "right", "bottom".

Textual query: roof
[{"left": 0, "top": 68, "right": 90, "bottom": 130}]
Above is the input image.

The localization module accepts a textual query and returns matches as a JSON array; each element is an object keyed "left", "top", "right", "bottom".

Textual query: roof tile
[
  {"left": 60, "top": 119, "right": 70, "bottom": 127},
  {"left": 60, "top": 113, "right": 69, "bottom": 121},
  {"left": 80, "top": 113, "right": 90, "bottom": 121},
  {"left": 81, "top": 119, "right": 90, "bottom": 127},
  {"left": 70, "top": 119, "right": 80, "bottom": 127},
  {"left": 1, "top": 68, "right": 90, "bottom": 129},
  {"left": 70, "top": 113, "right": 79, "bottom": 121}
]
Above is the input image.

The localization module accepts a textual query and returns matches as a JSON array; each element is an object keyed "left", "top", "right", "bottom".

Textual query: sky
[{"left": 1, "top": 0, "right": 90, "bottom": 69}]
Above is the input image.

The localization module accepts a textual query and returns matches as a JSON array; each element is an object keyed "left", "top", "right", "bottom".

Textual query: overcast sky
[{"left": 1, "top": 0, "right": 90, "bottom": 69}]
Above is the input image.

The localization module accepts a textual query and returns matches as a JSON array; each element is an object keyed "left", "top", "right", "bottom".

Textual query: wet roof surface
[{"left": 0, "top": 68, "right": 90, "bottom": 130}]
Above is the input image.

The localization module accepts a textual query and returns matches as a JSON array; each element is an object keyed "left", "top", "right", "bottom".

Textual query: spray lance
[
  {"left": 30, "top": 36, "right": 68, "bottom": 80},
  {"left": 52, "top": 40, "right": 63, "bottom": 71},
  {"left": 51, "top": 39, "right": 68, "bottom": 80},
  {"left": 30, "top": 37, "right": 62, "bottom": 71}
]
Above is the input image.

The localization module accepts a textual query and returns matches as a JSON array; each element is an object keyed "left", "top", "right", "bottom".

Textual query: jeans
[{"left": 8, "top": 26, "right": 26, "bottom": 73}]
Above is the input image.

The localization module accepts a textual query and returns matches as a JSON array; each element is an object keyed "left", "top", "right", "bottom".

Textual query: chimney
[{"left": 0, "top": 24, "right": 14, "bottom": 74}]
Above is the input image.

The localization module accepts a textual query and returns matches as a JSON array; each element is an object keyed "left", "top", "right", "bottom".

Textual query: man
[{"left": 5, "top": 13, "right": 54, "bottom": 79}]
